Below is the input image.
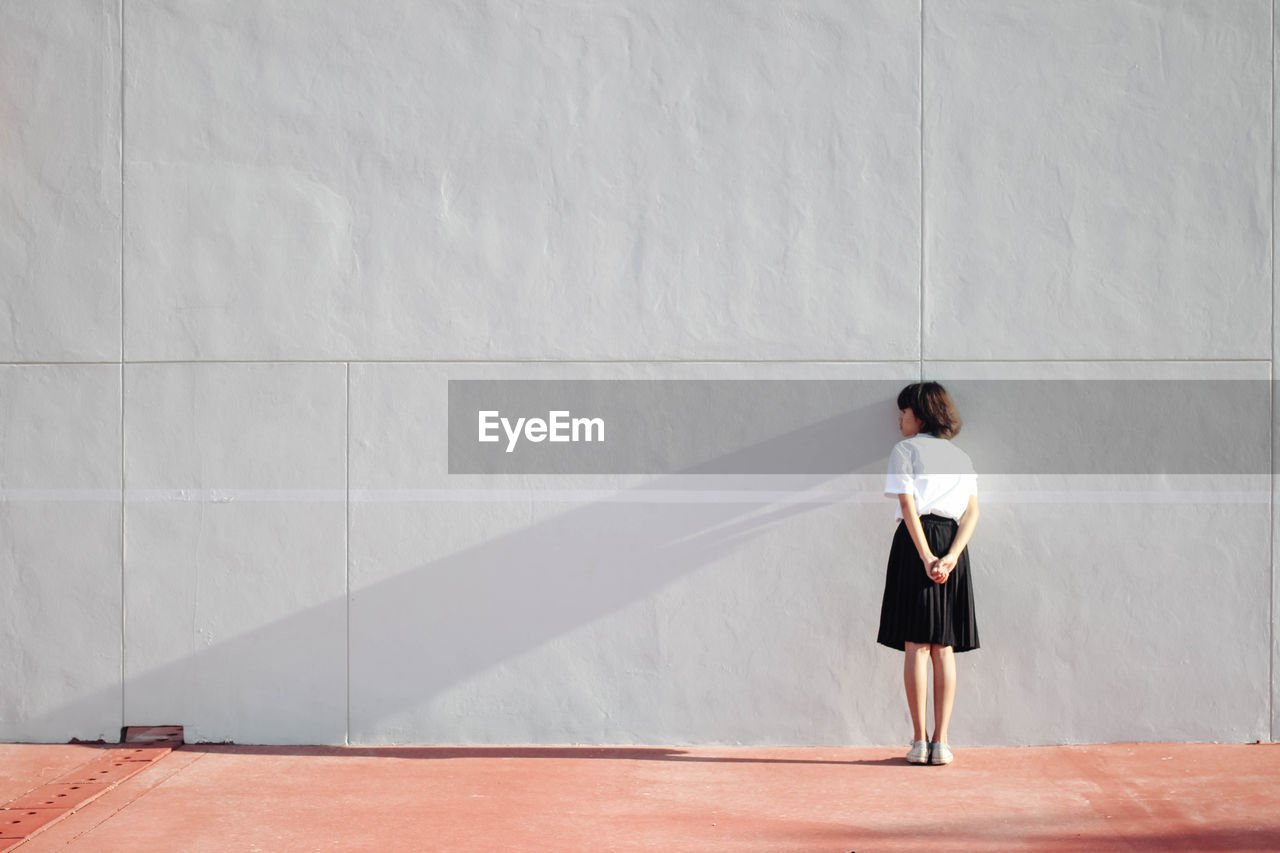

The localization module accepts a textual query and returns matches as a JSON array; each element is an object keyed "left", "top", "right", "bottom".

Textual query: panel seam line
[
  {"left": 1270, "top": 0, "right": 1276, "bottom": 745},
  {"left": 5, "top": 358, "right": 1274, "bottom": 367},
  {"left": 345, "top": 362, "right": 352, "bottom": 745},
  {"left": 118, "top": 0, "right": 127, "bottom": 736},
  {"left": 919, "top": 0, "right": 926, "bottom": 380}
]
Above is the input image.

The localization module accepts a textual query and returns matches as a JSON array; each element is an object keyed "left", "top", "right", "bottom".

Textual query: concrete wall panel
[
  {"left": 925, "top": 0, "right": 1271, "bottom": 360},
  {"left": 123, "top": 0, "right": 920, "bottom": 362},
  {"left": 123, "top": 363, "right": 347, "bottom": 744},
  {"left": 1273, "top": 0, "right": 1279, "bottom": 744},
  {"left": 349, "top": 362, "right": 915, "bottom": 744},
  {"left": 928, "top": 361, "right": 1271, "bottom": 743},
  {"left": 965, "top": 494, "right": 1269, "bottom": 744},
  {"left": 0, "top": 366, "right": 121, "bottom": 742},
  {"left": 0, "top": 1, "right": 121, "bottom": 362}
]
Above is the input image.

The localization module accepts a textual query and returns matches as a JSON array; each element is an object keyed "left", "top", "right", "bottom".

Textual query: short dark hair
[{"left": 897, "top": 382, "right": 962, "bottom": 439}]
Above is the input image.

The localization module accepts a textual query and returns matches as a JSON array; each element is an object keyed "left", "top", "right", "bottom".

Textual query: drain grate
[
  {"left": 7, "top": 783, "right": 106, "bottom": 811},
  {"left": 121, "top": 726, "right": 183, "bottom": 746},
  {"left": 0, "top": 810, "right": 63, "bottom": 837}
]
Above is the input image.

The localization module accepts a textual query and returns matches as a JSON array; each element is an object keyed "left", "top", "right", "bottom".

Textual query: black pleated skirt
[{"left": 876, "top": 514, "right": 979, "bottom": 653}]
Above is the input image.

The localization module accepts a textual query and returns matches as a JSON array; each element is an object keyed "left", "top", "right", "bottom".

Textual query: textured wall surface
[
  {"left": 123, "top": 0, "right": 921, "bottom": 362},
  {"left": 0, "top": 2, "right": 121, "bottom": 362},
  {"left": 0, "top": 0, "right": 1275, "bottom": 746}
]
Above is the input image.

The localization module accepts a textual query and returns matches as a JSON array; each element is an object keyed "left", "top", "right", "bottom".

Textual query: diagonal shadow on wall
[{"left": 28, "top": 399, "right": 896, "bottom": 744}]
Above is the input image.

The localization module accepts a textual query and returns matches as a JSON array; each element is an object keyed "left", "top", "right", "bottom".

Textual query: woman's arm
[
  {"left": 934, "top": 494, "right": 979, "bottom": 582},
  {"left": 897, "top": 493, "right": 938, "bottom": 575}
]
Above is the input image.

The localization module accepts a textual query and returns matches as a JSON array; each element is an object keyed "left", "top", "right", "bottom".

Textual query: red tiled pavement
[
  {"left": 10, "top": 742, "right": 1280, "bottom": 852},
  {"left": 6, "top": 785, "right": 107, "bottom": 812},
  {"left": 0, "top": 808, "right": 65, "bottom": 841},
  {"left": 0, "top": 746, "right": 106, "bottom": 806},
  {"left": 0, "top": 738, "right": 176, "bottom": 848}
]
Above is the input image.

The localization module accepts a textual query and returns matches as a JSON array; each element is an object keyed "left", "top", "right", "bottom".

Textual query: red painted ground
[
  {"left": 0, "top": 729, "right": 180, "bottom": 849},
  {"left": 8, "top": 742, "right": 1280, "bottom": 852},
  {"left": 0, "top": 747, "right": 102, "bottom": 808}
]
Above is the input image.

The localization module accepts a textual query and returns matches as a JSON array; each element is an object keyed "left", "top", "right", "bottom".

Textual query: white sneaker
[
  {"left": 906, "top": 740, "right": 929, "bottom": 764},
  {"left": 929, "top": 742, "right": 953, "bottom": 765}
]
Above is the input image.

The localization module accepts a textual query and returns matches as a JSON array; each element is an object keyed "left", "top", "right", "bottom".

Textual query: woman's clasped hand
[{"left": 930, "top": 553, "right": 958, "bottom": 583}]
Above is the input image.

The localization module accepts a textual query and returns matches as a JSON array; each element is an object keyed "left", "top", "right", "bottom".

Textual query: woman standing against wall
[{"left": 878, "top": 382, "right": 980, "bottom": 766}]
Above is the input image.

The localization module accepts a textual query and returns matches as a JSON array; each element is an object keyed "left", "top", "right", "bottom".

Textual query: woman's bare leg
[
  {"left": 930, "top": 645, "right": 956, "bottom": 744},
  {"left": 904, "top": 642, "right": 930, "bottom": 742}
]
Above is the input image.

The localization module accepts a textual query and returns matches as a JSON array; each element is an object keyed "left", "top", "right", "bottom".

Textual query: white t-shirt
[{"left": 884, "top": 433, "right": 978, "bottom": 521}]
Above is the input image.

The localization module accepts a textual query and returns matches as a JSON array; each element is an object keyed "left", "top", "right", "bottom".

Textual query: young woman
[{"left": 877, "top": 382, "right": 979, "bottom": 766}]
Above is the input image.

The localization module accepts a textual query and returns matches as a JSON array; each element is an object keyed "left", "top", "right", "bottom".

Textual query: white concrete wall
[{"left": 0, "top": 0, "right": 1274, "bottom": 745}]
